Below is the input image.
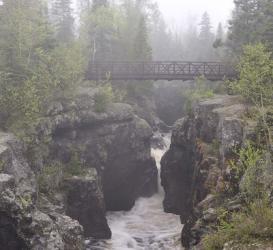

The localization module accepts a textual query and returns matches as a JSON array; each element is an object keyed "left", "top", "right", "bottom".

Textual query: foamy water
[{"left": 87, "top": 133, "right": 183, "bottom": 250}]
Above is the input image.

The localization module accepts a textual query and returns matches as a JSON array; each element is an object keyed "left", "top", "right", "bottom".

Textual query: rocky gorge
[
  {"left": 161, "top": 94, "right": 273, "bottom": 249},
  {"left": 0, "top": 87, "right": 158, "bottom": 249},
  {"left": 0, "top": 86, "right": 272, "bottom": 250}
]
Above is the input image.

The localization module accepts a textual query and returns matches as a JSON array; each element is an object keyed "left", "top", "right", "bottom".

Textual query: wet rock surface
[
  {"left": 42, "top": 89, "right": 157, "bottom": 213},
  {"left": 161, "top": 95, "right": 249, "bottom": 248},
  {"left": 63, "top": 174, "right": 111, "bottom": 239},
  {"left": 0, "top": 133, "right": 84, "bottom": 250},
  {"left": 0, "top": 87, "right": 158, "bottom": 248}
]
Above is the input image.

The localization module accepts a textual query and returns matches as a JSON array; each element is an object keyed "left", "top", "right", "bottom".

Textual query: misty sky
[
  {"left": 71, "top": 0, "right": 234, "bottom": 31},
  {"left": 156, "top": 0, "right": 234, "bottom": 31}
]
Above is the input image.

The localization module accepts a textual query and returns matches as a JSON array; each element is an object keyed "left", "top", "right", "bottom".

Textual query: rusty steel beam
[{"left": 86, "top": 61, "right": 237, "bottom": 81}]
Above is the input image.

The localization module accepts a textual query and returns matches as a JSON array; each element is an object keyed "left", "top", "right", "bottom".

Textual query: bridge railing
[{"left": 86, "top": 61, "right": 237, "bottom": 81}]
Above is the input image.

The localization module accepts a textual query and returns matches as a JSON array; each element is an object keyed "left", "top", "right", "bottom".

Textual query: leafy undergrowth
[{"left": 203, "top": 198, "right": 273, "bottom": 250}]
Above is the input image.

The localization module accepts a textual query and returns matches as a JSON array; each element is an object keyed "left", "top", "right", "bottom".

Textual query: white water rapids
[{"left": 87, "top": 134, "right": 183, "bottom": 250}]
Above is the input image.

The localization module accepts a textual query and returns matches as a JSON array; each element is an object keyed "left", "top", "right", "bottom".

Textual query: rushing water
[{"left": 87, "top": 133, "right": 183, "bottom": 250}]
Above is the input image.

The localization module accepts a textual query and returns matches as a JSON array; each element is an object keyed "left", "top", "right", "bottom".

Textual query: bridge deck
[{"left": 86, "top": 61, "right": 237, "bottom": 81}]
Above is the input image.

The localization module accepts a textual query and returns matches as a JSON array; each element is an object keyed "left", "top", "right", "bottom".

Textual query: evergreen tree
[
  {"left": 260, "top": 0, "right": 273, "bottom": 50},
  {"left": 80, "top": 0, "right": 122, "bottom": 62},
  {"left": 133, "top": 15, "right": 152, "bottom": 61},
  {"left": 0, "top": 0, "right": 55, "bottom": 128},
  {"left": 52, "top": 0, "right": 74, "bottom": 44},
  {"left": 0, "top": 0, "right": 53, "bottom": 75},
  {"left": 198, "top": 12, "right": 215, "bottom": 60},
  {"left": 216, "top": 23, "right": 224, "bottom": 40},
  {"left": 78, "top": 0, "right": 91, "bottom": 11},
  {"left": 92, "top": 0, "right": 108, "bottom": 10},
  {"left": 213, "top": 22, "right": 224, "bottom": 49},
  {"left": 199, "top": 12, "right": 213, "bottom": 42},
  {"left": 227, "top": 0, "right": 273, "bottom": 53}
]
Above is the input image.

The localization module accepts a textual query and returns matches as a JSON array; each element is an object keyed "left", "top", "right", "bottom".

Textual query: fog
[
  {"left": 156, "top": 0, "right": 234, "bottom": 31},
  {"left": 72, "top": 0, "right": 234, "bottom": 31}
]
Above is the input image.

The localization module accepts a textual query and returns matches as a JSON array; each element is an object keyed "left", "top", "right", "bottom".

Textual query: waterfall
[{"left": 87, "top": 133, "right": 183, "bottom": 250}]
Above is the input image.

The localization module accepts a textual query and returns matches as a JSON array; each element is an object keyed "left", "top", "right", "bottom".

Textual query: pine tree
[
  {"left": 216, "top": 23, "right": 224, "bottom": 40},
  {"left": 0, "top": 0, "right": 53, "bottom": 74},
  {"left": 133, "top": 15, "right": 152, "bottom": 61},
  {"left": 199, "top": 12, "right": 213, "bottom": 43},
  {"left": 260, "top": 0, "right": 273, "bottom": 50},
  {"left": 78, "top": 0, "right": 91, "bottom": 11},
  {"left": 92, "top": 0, "right": 108, "bottom": 10},
  {"left": 0, "top": 0, "right": 56, "bottom": 127},
  {"left": 52, "top": 0, "right": 74, "bottom": 44},
  {"left": 226, "top": 0, "right": 273, "bottom": 53},
  {"left": 213, "top": 22, "right": 224, "bottom": 49},
  {"left": 198, "top": 12, "right": 215, "bottom": 60}
]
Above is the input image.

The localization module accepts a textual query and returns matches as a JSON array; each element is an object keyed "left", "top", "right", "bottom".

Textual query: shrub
[
  {"left": 203, "top": 198, "right": 273, "bottom": 250},
  {"left": 94, "top": 83, "right": 114, "bottom": 113},
  {"left": 184, "top": 76, "right": 214, "bottom": 113},
  {"left": 229, "top": 43, "right": 273, "bottom": 107},
  {"left": 65, "top": 152, "right": 86, "bottom": 177},
  {"left": 228, "top": 43, "right": 273, "bottom": 148},
  {"left": 126, "top": 80, "right": 154, "bottom": 98},
  {"left": 38, "top": 162, "right": 63, "bottom": 195},
  {"left": 228, "top": 141, "right": 265, "bottom": 195}
]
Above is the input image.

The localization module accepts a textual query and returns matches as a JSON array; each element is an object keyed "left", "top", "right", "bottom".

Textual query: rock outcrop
[
  {"left": 0, "top": 87, "right": 158, "bottom": 247},
  {"left": 35, "top": 87, "right": 157, "bottom": 237},
  {"left": 161, "top": 95, "right": 248, "bottom": 248},
  {"left": 63, "top": 174, "right": 111, "bottom": 239},
  {"left": 0, "top": 133, "right": 84, "bottom": 250}
]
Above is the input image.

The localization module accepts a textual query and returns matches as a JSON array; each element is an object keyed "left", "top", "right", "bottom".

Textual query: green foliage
[
  {"left": 184, "top": 76, "right": 214, "bottom": 113},
  {"left": 0, "top": 160, "right": 4, "bottom": 172},
  {"left": 227, "top": 0, "right": 273, "bottom": 53},
  {"left": 49, "top": 42, "right": 86, "bottom": 95},
  {"left": 228, "top": 141, "right": 265, "bottom": 196},
  {"left": 65, "top": 152, "right": 86, "bottom": 177},
  {"left": 80, "top": 4, "right": 123, "bottom": 61},
  {"left": 19, "top": 194, "right": 32, "bottom": 210},
  {"left": 229, "top": 44, "right": 273, "bottom": 107},
  {"left": 0, "top": 1, "right": 86, "bottom": 137},
  {"left": 51, "top": 0, "right": 74, "bottom": 44},
  {"left": 203, "top": 198, "right": 273, "bottom": 250},
  {"left": 38, "top": 162, "right": 63, "bottom": 195},
  {"left": 38, "top": 152, "right": 87, "bottom": 195},
  {"left": 94, "top": 83, "right": 114, "bottom": 113},
  {"left": 209, "top": 139, "right": 220, "bottom": 155},
  {"left": 132, "top": 15, "right": 152, "bottom": 61},
  {"left": 126, "top": 81, "right": 154, "bottom": 98},
  {"left": 229, "top": 43, "right": 273, "bottom": 148},
  {"left": 256, "top": 110, "right": 273, "bottom": 148}
]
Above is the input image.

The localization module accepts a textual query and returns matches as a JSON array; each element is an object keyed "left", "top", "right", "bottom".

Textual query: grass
[{"left": 203, "top": 198, "right": 273, "bottom": 250}]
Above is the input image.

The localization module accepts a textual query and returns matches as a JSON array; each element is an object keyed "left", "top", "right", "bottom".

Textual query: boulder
[{"left": 63, "top": 174, "right": 111, "bottom": 239}]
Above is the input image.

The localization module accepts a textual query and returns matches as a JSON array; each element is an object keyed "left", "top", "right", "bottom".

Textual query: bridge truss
[{"left": 86, "top": 61, "right": 237, "bottom": 81}]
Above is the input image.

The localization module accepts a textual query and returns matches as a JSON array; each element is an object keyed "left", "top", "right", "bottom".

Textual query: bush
[
  {"left": 228, "top": 141, "right": 265, "bottom": 198},
  {"left": 203, "top": 198, "right": 273, "bottom": 250},
  {"left": 38, "top": 162, "right": 63, "bottom": 195},
  {"left": 228, "top": 44, "right": 273, "bottom": 148},
  {"left": 126, "top": 80, "right": 154, "bottom": 98},
  {"left": 65, "top": 152, "right": 86, "bottom": 177},
  {"left": 229, "top": 43, "right": 273, "bottom": 107},
  {"left": 184, "top": 76, "right": 214, "bottom": 113},
  {"left": 94, "top": 83, "right": 114, "bottom": 113}
]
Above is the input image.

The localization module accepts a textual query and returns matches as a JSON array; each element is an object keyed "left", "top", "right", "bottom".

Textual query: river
[{"left": 87, "top": 133, "right": 183, "bottom": 250}]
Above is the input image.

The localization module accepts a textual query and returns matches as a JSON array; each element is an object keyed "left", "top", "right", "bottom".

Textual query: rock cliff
[
  {"left": 161, "top": 95, "right": 249, "bottom": 248},
  {"left": 0, "top": 133, "right": 84, "bottom": 250},
  {"left": 0, "top": 87, "right": 158, "bottom": 249}
]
